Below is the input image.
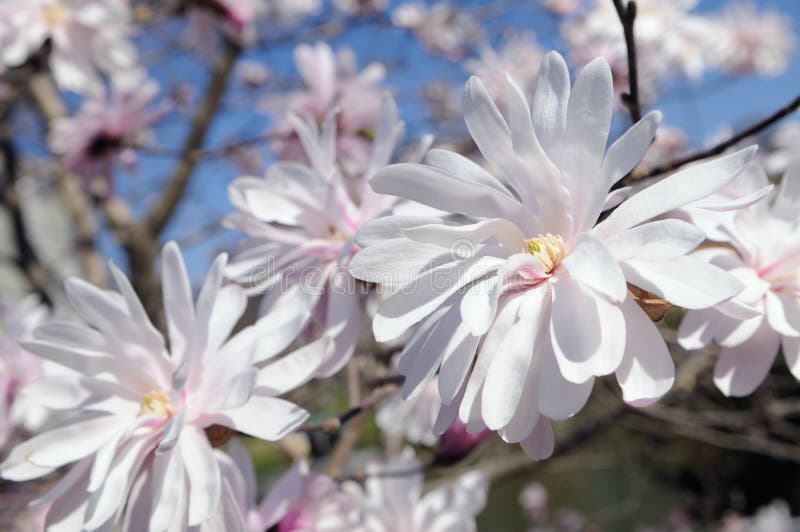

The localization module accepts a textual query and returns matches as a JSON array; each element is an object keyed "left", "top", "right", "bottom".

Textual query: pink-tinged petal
[
  {"left": 616, "top": 298, "right": 675, "bottom": 407},
  {"left": 765, "top": 291, "right": 800, "bottom": 337},
  {"left": 371, "top": 163, "right": 521, "bottom": 220},
  {"left": 256, "top": 336, "right": 330, "bottom": 396},
  {"left": 538, "top": 336, "right": 594, "bottom": 420},
  {"left": 212, "top": 395, "right": 309, "bottom": 441},
  {"left": 373, "top": 255, "right": 504, "bottom": 342},
  {"left": 561, "top": 233, "right": 626, "bottom": 302},
  {"left": 180, "top": 428, "right": 221, "bottom": 526},
  {"left": 603, "top": 219, "right": 705, "bottom": 262},
  {"left": 603, "top": 111, "right": 662, "bottom": 187},
  {"left": 621, "top": 256, "right": 744, "bottom": 309},
  {"left": 205, "top": 285, "right": 248, "bottom": 356},
  {"left": 520, "top": 417, "right": 554, "bottom": 460},
  {"left": 714, "top": 321, "right": 781, "bottom": 397},
  {"left": 550, "top": 277, "right": 626, "bottom": 383},
  {"left": 43, "top": 461, "right": 91, "bottom": 532},
  {"left": 782, "top": 336, "right": 800, "bottom": 381},
  {"left": 531, "top": 52, "right": 570, "bottom": 157},
  {"left": 596, "top": 147, "right": 757, "bottom": 238},
  {"left": 259, "top": 460, "right": 308, "bottom": 529},
  {"left": 482, "top": 287, "right": 551, "bottom": 430}
]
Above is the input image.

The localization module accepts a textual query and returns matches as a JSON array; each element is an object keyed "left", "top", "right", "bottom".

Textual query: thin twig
[
  {"left": 643, "top": 92, "right": 800, "bottom": 179},
  {"left": 145, "top": 38, "right": 241, "bottom": 236},
  {"left": 299, "top": 376, "right": 402, "bottom": 433},
  {"left": 612, "top": 0, "right": 642, "bottom": 122}
]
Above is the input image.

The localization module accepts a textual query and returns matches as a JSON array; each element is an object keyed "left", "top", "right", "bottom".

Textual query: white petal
[
  {"left": 677, "top": 309, "right": 716, "bottom": 350},
  {"left": 531, "top": 52, "right": 570, "bottom": 157},
  {"left": 256, "top": 336, "right": 330, "bottom": 396},
  {"left": 562, "top": 233, "right": 626, "bottom": 302},
  {"left": 212, "top": 395, "right": 308, "bottom": 441},
  {"left": 765, "top": 291, "right": 800, "bottom": 337},
  {"left": 615, "top": 297, "right": 675, "bottom": 407},
  {"left": 355, "top": 215, "right": 445, "bottom": 248},
  {"left": 538, "top": 337, "right": 594, "bottom": 420},
  {"left": 162, "top": 241, "right": 196, "bottom": 363},
  {"left": 180, "top": 428, "right": 221, "bottom": 526},
  {"left": 460, "top": 274, "right": 501, "bottom": 336},
  {"left": 603, "top": 111, "right": 662, "bottom": 186},
  {"left": 714, "top": 321, "right": 780, "bottom": 397},
  {"left": 782, "top": 336, "right": 800, "bottom": 381},
  {"left": 520, "top": 417, "right": 554, "bottom": 460},
  {"left": 438, "top": 321, "right": 482, "bottom": 405},
  {"left": 258, "top": 460, "right": 308, "bottom": 529},
  {"left": 603, "top": 219, "right": 705, "bottom": 262}
]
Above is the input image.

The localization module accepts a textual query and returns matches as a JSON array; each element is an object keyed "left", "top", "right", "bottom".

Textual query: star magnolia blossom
[
  {"left": 0, "top": 0, "right": 136, "bottom": 93},
  {"left": 48, "top": 69, "right": 166, "bottom": 192},
  {"left": 0, "top": 295, "right": 50, "bottom": 449},
  {"left": 678, "top": 164, "right": 800, "bottom": 397},
  {"left": 0, "top": 242, "right": 315, "bottom": 530},
  {"left": 218, "top": 440, "right": 356, "bottom": 531},
  {"left": 350, "top": 51, "right": 755, "bottom": 458},
  {"left": 343, "top": 448, "right": 488, "bottom": 531},
  {"left": 226, "top": 95, "right": 416, "bottom": 381},
  {"left": 264, "top": 42, "right": 385, "bottom": 175}
]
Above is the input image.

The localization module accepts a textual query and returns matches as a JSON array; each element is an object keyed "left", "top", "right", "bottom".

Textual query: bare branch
[{"left": 612, "top": 0, "right": 642, "bottom": 122}]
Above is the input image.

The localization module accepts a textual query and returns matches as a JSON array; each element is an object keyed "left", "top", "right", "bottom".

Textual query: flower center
[
  {"left": 139, "top": 389, "right": 176, "bottom": 417},
  {"left": 42, "top": 4, "right": 70, "bottom": 27},
  {"left": 524, "top": 233, "right": 565, "bottom": 272}
]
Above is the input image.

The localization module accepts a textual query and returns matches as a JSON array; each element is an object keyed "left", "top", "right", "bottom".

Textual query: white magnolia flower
[
  {"left": 377, "top": 375, "right": 440, "bottom": 447},
  {"left": 463, "top": 33, "right": 545, "bottom": 107},
  {"left": 350, "top": 51, "right": 754, "bottom": 458},
  {"left": 0, "top": 242, "right": 312, "bottom": 530},
  {"left": 765, "top": 121, "right": 800, "bottom": 176},
  {"left": 0, "top": 0, "right": 137, "bottom": 93},
  {"left": 679, "top": 164, "right": 800, "bottom": 397},
  {"left": 709, "top": 2, "right": 796, "bottom": 77},
  {"left": 225, "top": 95, "right": 421, "bottom": 382},
  {"left": 343, "top": 448, "right": 488, "bottom": 531}
]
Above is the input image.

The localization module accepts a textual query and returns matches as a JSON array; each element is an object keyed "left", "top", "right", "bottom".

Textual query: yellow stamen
[
  {"left": 42, "top": 4, "right": 70, "bottom": 27},
  {"left": 139, "top": 389, "right": 175, "bottom": 417},
  {"left": 524, "top": 233, "right": 565, "bottom": 272}
]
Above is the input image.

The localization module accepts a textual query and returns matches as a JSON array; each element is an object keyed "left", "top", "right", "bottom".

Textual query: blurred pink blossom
[{"left": 392, "top": 2, "right": 484, "bottom": 60}]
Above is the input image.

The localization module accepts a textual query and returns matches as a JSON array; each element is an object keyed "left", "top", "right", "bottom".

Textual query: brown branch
[
  {"left": 25, "top": 73, "right": 108, "bottom": 288},
  {"left": 0, "top": 124, "right": 52, "bottom": 305},
  {"left": 643, "top": 92, "right": 800, "bottom": 179},
  {"left": 612, "top": 0, "right": 642, "bottom": 122},
  {"left": 145, "top": 38, "right": 241, "bottom": 236}
]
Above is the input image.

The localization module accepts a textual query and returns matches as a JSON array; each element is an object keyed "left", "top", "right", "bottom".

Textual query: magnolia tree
[{"left": 0, "top": 0, "right": 799, "bottom": 530}]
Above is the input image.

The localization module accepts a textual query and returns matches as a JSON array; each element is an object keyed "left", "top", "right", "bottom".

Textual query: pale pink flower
[
  {"left": 342, "top": 448, "right": 488, "bottom": 531},
  {"left": 0, "top": 0, "right": 136, "bottom": 93},
  {"left": 48, "top": 69, "right": 166, "bottom": 192},
  {"left": 561, "top": 0, "right": 710, "bottom": 101},
  {"left": 765, "top": 122, "right": 800, "bottom": 176},
  {"left": 464, "top": 33, "right": 545, "bottom": 107},
  {"left": 218, "top": 440, "right": 356, "bottom": 531},
  {"left": 0, "top": 242, "right": 313, "bottom": 530},
  {"left": 678, "top": 164, "right": 800, "bottom": 397},
  {"left": 540, "top": 0, "right": 580, "bottom": 17},
  {"left": 264, "top": 0, "right": 322, "bottom": 25},
  {"left": 392, "top": 2, "right": 484, "bottom": 60},
  {"left": 265, "top": 42, "right": 386, "bottom": 175},
  {"left": 519, "top": 482, "right": 549, "bottom": 522},
  {"left": 333, "top": 0, "right": 388, "bottom": 16},
  {"left": 350, "top": 52, "right": 754, "bottom": 458},
  {"left": 709, "top": 2, "right": 795, "bottom": 77},
  {"left": 178, "top": 0, "right": 262, "bottom": 57},
  {"left": 226, "top": 95, "right": 419, "bottom": 381},
  {"left": 0, "top": 295, "right": 50, "bottom": 449}
]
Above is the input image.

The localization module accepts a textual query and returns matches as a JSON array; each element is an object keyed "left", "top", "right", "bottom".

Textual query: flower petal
[{"left": 714, "top": 320, "right": 780, "bottom": 397}]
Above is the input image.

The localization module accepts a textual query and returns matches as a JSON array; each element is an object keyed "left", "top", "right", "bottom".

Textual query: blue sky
[{"left": 87, "top": 0, "right": 800, "bottom": 281}]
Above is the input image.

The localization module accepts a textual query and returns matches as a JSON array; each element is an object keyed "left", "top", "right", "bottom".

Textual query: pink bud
[{"left": 435, "top": 420, "right": 491, "bottom": 464}]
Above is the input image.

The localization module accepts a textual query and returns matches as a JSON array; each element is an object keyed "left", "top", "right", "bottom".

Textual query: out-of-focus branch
[
  {"left": 612, "top": 0, "right": 642, "bottom": 122},
  {"left": 25, "top": 73, "right": 108, "bottom": 287},
  {"left": 145, "top": 38, "right": 241, "bottom": 236},
  {"left": 0, "top": 122, "right": 52, "bottom": 305},
  {"left": 642, "top": 92, "right": 800, "bottom": 179}
]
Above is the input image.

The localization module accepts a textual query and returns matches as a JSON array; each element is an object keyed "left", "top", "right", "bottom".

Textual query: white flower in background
[
  {"left": 377, "top": 375, "right": 440, "bottom": 446},
  {"left": 0, "top": 0, "right": 136, "bottom": 93},
  {"left": 765, "top": 121, "right": 800, "bottom": 176},
  {"left": 263, "top": 0, "right": 321, "bottom": 25},
  {"left": 561, "top": 0, "right": 710, "bottom": 100},
  {"left": 0, "top": 295, "right": 50, "bottom": 449},
  {"left": 540, "top": 0, "right": 580, "bottom": 16},
  {"left": 333, "top": 0, "right": 388, "bottom": 16},
  {"left": 218, "top": 440, "right": 356, "bottom": 531},
  {"left": 226, "top": 94, "right": 419, "bottom": 383},
  {"left": 343, "top": 448, "right": 488, "bottom": 531},
  {"left": 720, "top": 500, "right": 800, "bottom": 532},
  {"left": 679, "top": 164, "right": 800, "bottom": 397},
  {"left": 392, "top": 2, "right": 484, "bottom": 60},
  {"left": 638, "top": 125, "right": 688, "bottom": 171},
  {"left": 463, "top": 33, "right": 545, "bottom": 107},
  {"left": 0, "top": 242, "right": 313, "bottom": 530},
  {"left": 48, "top": 69, "right": 166, "bottom": 194},
  {"left": 350, "top": 52, "right": 755, "bottom": 458},
  {"left": 264, "top": 42, "right": 386, "bottom": 175},
  {"left": 709, "top": 2, "right": 795, "bottom": 77}
]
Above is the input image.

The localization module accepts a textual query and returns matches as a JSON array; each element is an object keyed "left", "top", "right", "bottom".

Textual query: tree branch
[
  {"left": 145, "top": 38, "right": 241, "bottom": 236},
  {"left": 643, "top": 92, "right": 800, "bottom": 179},
  {"left": 613, "top": 0, "right": 642, "bottom": 122}
]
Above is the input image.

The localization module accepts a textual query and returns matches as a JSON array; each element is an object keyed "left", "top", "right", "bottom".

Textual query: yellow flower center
[
  {"left": 139, "top": 389, "right": 176, "bottom": 417},
  {"left": 42, "top": 4, "right": 70, "bottom": 27},
  {"left": 524, "top": 233, "right": 565, "bottom": 272}
]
